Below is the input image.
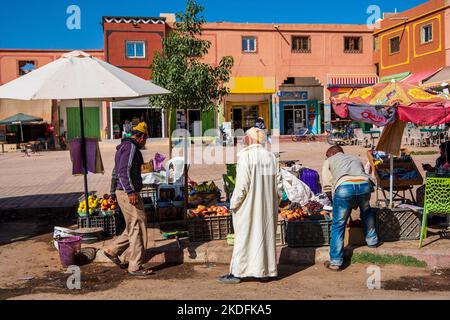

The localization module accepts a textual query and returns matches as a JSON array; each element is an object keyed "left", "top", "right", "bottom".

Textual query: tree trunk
[
  {"left": 168, "top": 107, "right": 173, "bottom": 159},
  {"left": 183, "top": 106, "right": 189, "bottom": 222}
]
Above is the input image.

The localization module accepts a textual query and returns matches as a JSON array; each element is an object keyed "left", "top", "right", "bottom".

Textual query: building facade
[
  {"left": 102, "top": 16, "right": 168, "bottom": 140},
  {"left": 374, "top": 0, "right": 450, "bottom": 85},
  {"left": 201, "top": 22, "right": 377, "bottom": 135},
  {"left": 0, "top": 49, "right": 105, "bottom": 144}
]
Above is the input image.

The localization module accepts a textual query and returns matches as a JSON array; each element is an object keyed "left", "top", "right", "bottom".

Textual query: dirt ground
[
  {"left": 0, "top": 232, "right": 449, "bottom": 300},
  {"left": 1, "top": 140, "right": 448, "bottom": 300}
]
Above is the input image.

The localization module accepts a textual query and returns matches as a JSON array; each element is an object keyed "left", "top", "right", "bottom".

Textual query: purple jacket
[{"left": 111, "top": 138, "right": 144, "bottom": 195}]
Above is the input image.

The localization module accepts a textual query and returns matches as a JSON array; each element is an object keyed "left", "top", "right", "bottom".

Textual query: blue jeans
[{"left": 330, "top": 183, "right": 378, "bottom": 266}]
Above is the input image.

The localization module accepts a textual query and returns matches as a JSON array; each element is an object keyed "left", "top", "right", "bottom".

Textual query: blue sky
[{"left": 0, "top": 0, "right": 427, "bottom": 49}]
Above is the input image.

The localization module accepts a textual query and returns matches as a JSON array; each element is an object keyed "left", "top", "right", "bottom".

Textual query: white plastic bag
[{"left": 279, "top": 168, "right": 318, "bottom": 205}]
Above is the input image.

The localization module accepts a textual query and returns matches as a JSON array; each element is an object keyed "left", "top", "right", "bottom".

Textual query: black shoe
[
  {"left": 218, "top": 274, "right": 241, "bottom": 284},
  {"left": 368, "top": 242, "right": 383, "bottom": 248}
]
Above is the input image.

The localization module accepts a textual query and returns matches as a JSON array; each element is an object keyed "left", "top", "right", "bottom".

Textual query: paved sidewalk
[
  {"left": 0, "top": 140, "right": 438, "bottom": 210},
  {"left": 92, "top": 226, "right": 450, "bottom": 269}
]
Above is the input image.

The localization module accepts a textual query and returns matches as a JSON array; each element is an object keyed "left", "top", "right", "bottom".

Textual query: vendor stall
[{"left": 367, "top": 149, "right": 423, "bottom": 206}]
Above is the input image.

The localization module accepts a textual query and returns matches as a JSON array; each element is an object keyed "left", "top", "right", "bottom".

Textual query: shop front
[
  {"left": 172, "top": 108, "right": 215, "bottom": 136},
  {"left": 223, "top": 77, "right": 275, "bottom": 133},
  {"left": 226, "top": 101, "right": 269, "bottom": 132},
  {"left": 110, "top": 98, "right": 165, "bottom": 140},
  {"left": 278, "top": 78, "right": 324, "bottom": 135}
]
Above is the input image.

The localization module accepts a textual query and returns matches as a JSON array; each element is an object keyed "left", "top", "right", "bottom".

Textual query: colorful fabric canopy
[{"left": 331, "top": 81, "right": 450, "bottom": 126}]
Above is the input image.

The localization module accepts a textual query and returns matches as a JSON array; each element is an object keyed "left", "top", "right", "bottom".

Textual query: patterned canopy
[{"left": 331, "top": 81, "right": 450, "bottom": 125}]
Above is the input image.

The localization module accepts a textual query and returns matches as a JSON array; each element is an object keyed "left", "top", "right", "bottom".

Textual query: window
[
  {"left": 242, "top": 36, "right": 257, "bottom": 53},
  {"left": 292, "top": 36, "right": 311, "bottom": 53},
  {"left": 126, "top": 41, "right": 146, "bottom": 58},
  {"left": 421, "top": 24, "right": 433, "bottom": 44},
  {"left": 344, "top": 36, "right": 362, "bottom": 53},
  {"left": 18, "top": 60, "right": 36, "bottom": 76},
  {"left": 389, "top": 36, "right": 400, "bottom": 54}
]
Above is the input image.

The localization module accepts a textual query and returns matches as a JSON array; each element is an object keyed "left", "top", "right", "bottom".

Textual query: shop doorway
[
  {"left": 112, "top": 108, "right": 162, "bottom": 139},
  {"left": 283, "top": 105, "right": 306, "bottom": 135},
  {"left": 232, "top": 108, "right": 243, "bottom": 130},
  {"left": 176, "top": 109, "right": 201, "bottom": 136},
  {"left": 232, "top": 105, "right": 259, "bottom": 132}
]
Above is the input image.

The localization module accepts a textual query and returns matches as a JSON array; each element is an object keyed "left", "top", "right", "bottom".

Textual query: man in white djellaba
[{"left": 219, "top": 127, "right": 280, "bottom": 284}]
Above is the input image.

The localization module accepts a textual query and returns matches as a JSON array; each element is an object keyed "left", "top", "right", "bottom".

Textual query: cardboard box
[{"left": 344, "top": 226, "right": 366, "bottom": 247}]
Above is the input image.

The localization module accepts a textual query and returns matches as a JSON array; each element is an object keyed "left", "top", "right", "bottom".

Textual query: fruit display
[
  {"left": 100, "top": 194, "right": 118, "bottom": 212},
  {"left": 188, "top": 181, "right": 221, "bottom": 208},
  {"left": 304, "top": 200, "right": 324, "bottom": 213},
  {"left": 187, "top": 205, "right": 230, "bottom": 219},
  {"left": 279, "top": 207, "right": 329, "bottom": 221},
  {"left": 78, "top": 194, "right": 118, "bottom": 216},
  {"left": 78, "top": 195, "right": 99, "bottom": 215},
  {"left": 194, "top": 181, "right": 219, "bottom": 193}
]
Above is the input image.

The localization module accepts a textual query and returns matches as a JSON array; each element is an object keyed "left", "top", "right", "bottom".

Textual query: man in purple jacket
[{"left": 103, "top": 123, "right": 153, "bottom": 276}]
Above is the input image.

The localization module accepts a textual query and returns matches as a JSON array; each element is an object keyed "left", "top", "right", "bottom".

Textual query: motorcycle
[{"left": 326, "top": 120, "right": 356, "bottom": 146}]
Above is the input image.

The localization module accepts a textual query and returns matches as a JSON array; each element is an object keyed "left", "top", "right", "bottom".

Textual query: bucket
[{"left": 56, "top": 236, "right": 82, "bottom": 268}]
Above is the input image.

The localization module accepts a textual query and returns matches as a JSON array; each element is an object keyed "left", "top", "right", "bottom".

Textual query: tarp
[
  {"left": 402, "top": 69, "right": 441, "bottom": 85},
  {"left": 422, "top": 66, "right": 450, "bottom": 88},
  {"left": 380, "top": 72, "right": 410, "bottom": 83}
]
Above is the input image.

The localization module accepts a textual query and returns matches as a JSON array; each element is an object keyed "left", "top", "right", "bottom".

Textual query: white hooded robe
[{"left": 229, "top": 144, "right": 280, "bottom": 278}]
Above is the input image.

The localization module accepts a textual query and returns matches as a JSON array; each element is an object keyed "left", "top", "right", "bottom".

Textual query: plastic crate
[
  {"left": 375, "top": 207, "right": 421, "bottom": 241},
  {"left": 187, "top": 215, "right": 233, "bottom": 242},
  {"left": 140, "top": 184, "right": 158, "bottom": 205},
  {"left": 78, "top": 213, "right": 122, "bottom": 238},
  {"left": 157, "top": 206, "right": 178, "bottom": 221},
  {"left": 285, "top": 217, "right": 331, "bottom": 247}
]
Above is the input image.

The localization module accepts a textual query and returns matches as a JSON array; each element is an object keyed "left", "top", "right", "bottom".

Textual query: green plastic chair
[{"left": 420, "top": 175, "right": 450, "bottom": 248}]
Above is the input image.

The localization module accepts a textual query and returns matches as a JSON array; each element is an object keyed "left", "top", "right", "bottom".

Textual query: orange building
[
  {"left": 102, "top": 16, "right": 168, "bottom": 139},
  {"left": 0, "top": 49, "right": 105, "bottom": 144},
  {"left": 201, "top": 22, "right": 377, "bottom": 134},
  {"left": 374, "top": 0, "right": 450, "bottom": 86}
]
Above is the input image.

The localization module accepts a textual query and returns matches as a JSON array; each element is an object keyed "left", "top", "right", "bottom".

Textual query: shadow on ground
[
  {"left": 0, "top": 192, "right": 86, "bottom": 245},
  {"left": 0, "top": 262, "right": 199, "bottom": 300}
]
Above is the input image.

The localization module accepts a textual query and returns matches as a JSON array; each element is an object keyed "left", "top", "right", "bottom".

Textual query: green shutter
[
  {"left": 201, "top": 109, "right": 215, "bottom": 135},
  {"left": 66, "top": 107, "right": 100, "bottom": 140}
]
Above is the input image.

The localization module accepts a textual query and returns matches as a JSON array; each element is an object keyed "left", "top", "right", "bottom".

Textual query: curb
[{"left": 94, "top": 240, "right": 450, "bottom": 269}]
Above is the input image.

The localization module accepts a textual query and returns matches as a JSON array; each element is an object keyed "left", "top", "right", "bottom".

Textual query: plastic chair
[
  {"left": 420, "top": 175, "right": 450, "bottom": 248},
  {"left": 164, "top": 157, "right": 186, "bottom": 184},
  {"left": 353, "top": 128, "right": 369, "bottom": 147}
]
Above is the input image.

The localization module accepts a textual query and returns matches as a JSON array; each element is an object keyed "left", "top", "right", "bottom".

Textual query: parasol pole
[
  {"left": 19, "top": 121, "right": 24, "bottom": 142},
  {"left": 389, "top": 154, "right": 394, "bottom": 208},
  {"left": 79, "top": 98, "right": 91, "bottom": 227}
]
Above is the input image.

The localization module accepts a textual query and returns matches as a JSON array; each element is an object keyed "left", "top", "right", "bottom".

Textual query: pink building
[
  {"left": 201, "top": 22, "right": 378, "bottom": 134},
  {"left": 0, "top": 49, "right": 105, "bottom": 144}
]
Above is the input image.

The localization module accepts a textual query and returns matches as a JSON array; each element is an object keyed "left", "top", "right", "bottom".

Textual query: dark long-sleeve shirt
[{"left": 111, "top": 138, "right": 144, "bottom": 195}]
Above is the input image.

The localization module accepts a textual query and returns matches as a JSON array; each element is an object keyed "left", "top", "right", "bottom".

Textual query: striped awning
[{"left": 327, "top": 75, "right": 379, "bottom": 88}]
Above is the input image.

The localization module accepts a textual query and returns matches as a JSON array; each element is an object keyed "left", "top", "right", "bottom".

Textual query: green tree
[{"left": 149, "top": 0, "right": 234, "bottom": 157}]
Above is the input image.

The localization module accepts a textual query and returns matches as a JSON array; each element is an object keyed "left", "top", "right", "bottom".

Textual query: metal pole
[
  {"left": 183, "top": 107, "right": 189, "bottom": 222},
  {"left": 389, "top": 154, "right": 394, "bottom": 209},
  {"left": 79, "top": 98, "right": 91, "bottom": 227},
  {"left": 19, "top": 122, "right": 24, "bottom": 142}
]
